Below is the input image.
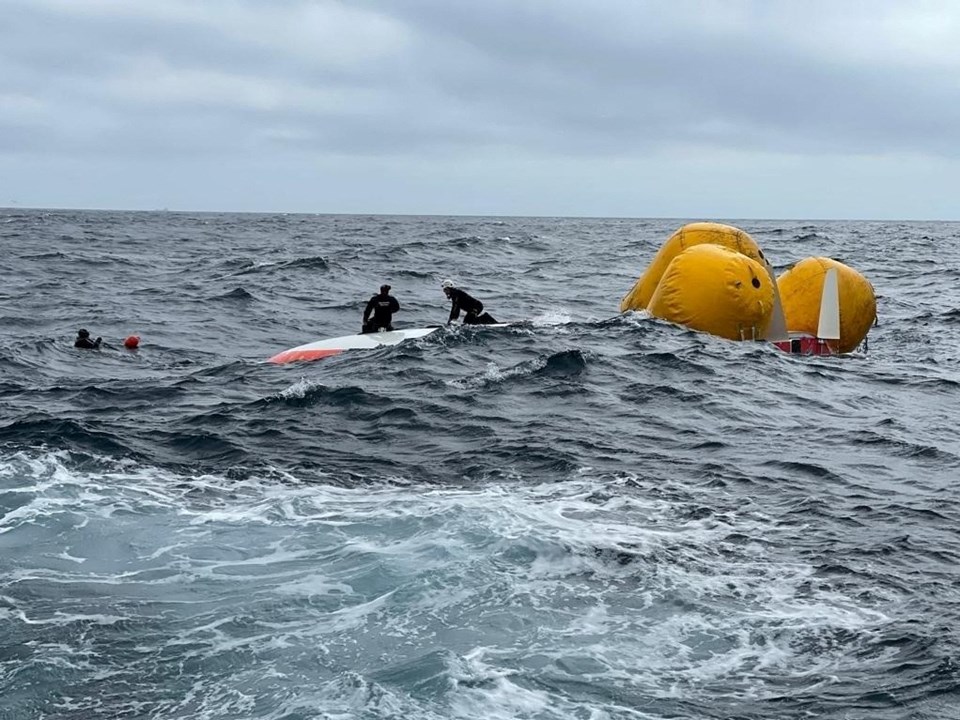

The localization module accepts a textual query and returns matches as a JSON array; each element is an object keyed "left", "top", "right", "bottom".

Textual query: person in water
[
  {"left": 442, "top": 279, "right": 498, "bottom": 325},
  {"left": 362, "top": 284, "right": 400, "bottom": 333},
  {"left": 74, "top": 328, "right": 102, "bottom": 349}
]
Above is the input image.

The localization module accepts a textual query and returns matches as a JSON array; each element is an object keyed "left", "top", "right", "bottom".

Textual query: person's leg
[
  {"left": 477, "top": 312, "right": 498, "bottom": 324},
  {"left": 463, "top": 312, "right": 479, "bottom": 324}
]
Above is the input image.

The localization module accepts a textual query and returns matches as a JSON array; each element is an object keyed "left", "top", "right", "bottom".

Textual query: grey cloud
[
  {"left": 358, "top": 0, "right": 960, "bottom": 156},
  {"left": 6, "top": 0, "right": 960, "bottom": 161},
  {"left": 2, "top": 0, "right": 959, "bottom": 217}
]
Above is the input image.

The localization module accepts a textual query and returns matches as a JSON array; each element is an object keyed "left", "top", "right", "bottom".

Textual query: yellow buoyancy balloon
[
  {"left": 620, "top": 222, "right": 769, "bottom": 312},
  {"left": 777, "top": 257, "right": 877, "bottom": 354},
  {"left": 647, "top": 244, "right": 775, "bottom": 341}
]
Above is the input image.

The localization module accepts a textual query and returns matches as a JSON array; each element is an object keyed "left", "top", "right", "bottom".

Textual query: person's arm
[
  {"left": 94, "top": 337, "right": 102, "bottom": 348},
  {"left": 390, "top": 297, "right": 399, "bottom": 313},
  {"left": 363, "top": 297, "right": 375, "bottom": 322},
  {"left": 448, "top": 294, "right": 459, "bottom": 323}
]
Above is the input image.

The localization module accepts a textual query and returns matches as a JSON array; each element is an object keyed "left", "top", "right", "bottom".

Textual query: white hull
[{"left": 268, "top": 327, "right": 440, "bottom": 364}]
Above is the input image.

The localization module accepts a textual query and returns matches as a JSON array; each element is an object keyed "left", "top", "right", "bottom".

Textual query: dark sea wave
[{"left": 1, "top": 209, "right": 959, "bottom": 719}]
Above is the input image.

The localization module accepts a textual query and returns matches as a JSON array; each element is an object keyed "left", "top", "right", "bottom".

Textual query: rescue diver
[
  {"left": 74, "top": 328, "right": 102, "bottom": 349},
  {"left": 362, "top": 284, "right": 400, "bottom": 333},
  {"left": 441, "top": 279, "right": 498, "bottom": 325}
]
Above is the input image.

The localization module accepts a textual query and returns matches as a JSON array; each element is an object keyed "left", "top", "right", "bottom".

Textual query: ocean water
[{"left": 1, "top": 209, "right": 958, "bottom": 720}]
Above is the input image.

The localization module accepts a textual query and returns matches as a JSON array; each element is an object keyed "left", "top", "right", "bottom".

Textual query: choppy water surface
[{"left": 1, "top": 210, "right": 959, "bottom": 719}]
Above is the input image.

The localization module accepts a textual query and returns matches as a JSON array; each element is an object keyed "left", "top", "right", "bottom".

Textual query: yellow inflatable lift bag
[
  {"left": 620, "top": 222, "right": 769, "bottom": 313},
  {"left": 647, "top": 244, "right": 775, "bottom": 341},
  {"left": 777, "top": 257, "right": 877, "bottom": 354}
]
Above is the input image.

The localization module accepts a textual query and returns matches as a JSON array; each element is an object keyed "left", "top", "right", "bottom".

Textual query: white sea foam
[
  {"left": 531, "top": 308, "right": 572, "bottom": 326},
  {"left": 0, "top": 449, "right": 911, "bottom": 718},
  {"left": 447, "top": 357, "right": 547, "bottom": 389},
  {"left": 276, "top": 376, "right": 322, "bottom": 399}
]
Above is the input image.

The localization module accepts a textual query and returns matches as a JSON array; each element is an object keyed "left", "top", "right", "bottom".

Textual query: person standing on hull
[
  {"left": 362, "top": 284, "right": 399, "bottom": 333},
  {"left": 442, "top": 279, "right": 498, "bottom": 325}
]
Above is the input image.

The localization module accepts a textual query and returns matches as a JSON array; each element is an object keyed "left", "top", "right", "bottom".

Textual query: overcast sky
[{"left": 2, "top": 0, "right": 959, "bottom": 219}]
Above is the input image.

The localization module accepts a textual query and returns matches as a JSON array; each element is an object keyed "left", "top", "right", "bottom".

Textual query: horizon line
[{"left": 1, "top": 204, "right": 957, "bottom": 224}]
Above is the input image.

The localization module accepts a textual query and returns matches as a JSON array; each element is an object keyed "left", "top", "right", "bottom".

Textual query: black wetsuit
[
  {"left": 74, "top": 336, "right": 101, "bottom": 349},
  {"left": 447, "top": 288, "right": 497, "bottom": 325},
  {"left": 363, "top": 292, "right": 399, "bottom": 332}
]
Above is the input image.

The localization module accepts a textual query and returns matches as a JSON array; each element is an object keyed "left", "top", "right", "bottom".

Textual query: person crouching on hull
[{"left": 441, "top": 279, "right": 498, "bottom": 325}]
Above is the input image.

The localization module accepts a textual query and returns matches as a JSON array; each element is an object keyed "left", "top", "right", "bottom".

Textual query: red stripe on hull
[
  {"left": 268, "top": 348, "right": 344, "bottom": 364},
  {"left": 773, "top": 336, "right": 838, "bottom": 356}
]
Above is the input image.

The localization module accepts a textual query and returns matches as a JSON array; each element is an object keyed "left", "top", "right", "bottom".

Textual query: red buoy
[{"left": 123, "top": 335, "right": 140, "bottom": 349}]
